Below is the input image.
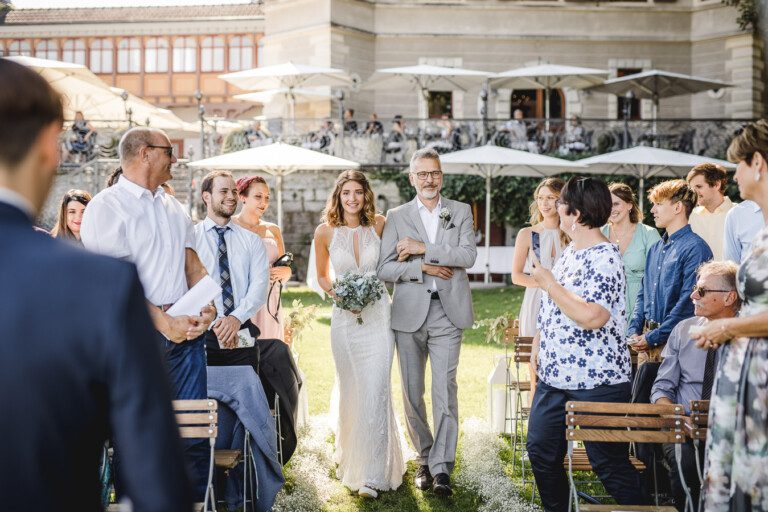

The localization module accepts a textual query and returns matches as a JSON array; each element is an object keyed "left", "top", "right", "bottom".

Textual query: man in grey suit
[{"left": 378, "top": 148, "right": 477, "bottom": 498}]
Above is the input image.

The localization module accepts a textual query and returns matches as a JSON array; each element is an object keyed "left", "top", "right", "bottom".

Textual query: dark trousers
[
  {"left": 527, "top": 380, "right": 649, "bottom": 512},
  {"left": 258, "top": 338, "right": 301, "bottom": 463},
  {"left": 663, "top": 440, "right": 701, "bottom": 512},
  {"left": 114, "top": 333, "right": 210, "bottom": 502},
  {"left": 204, "top": 328, "right": 260, "bottom": 376}
]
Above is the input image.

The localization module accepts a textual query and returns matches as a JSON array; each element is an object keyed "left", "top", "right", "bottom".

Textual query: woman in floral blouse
[
  {"left": 693, "top": 120, "right": 768, "bottom": 511},
  {"left": 526, "top": 176, "right": 643, "bottom": 511}
]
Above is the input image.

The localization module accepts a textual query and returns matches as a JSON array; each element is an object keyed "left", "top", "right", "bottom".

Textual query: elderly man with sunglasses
[
  {"left": 650, "top": 260, "right": 741, "bottom": 511},
  {"left": 81, "top": 127, "right": 215, "bottom": 502}
]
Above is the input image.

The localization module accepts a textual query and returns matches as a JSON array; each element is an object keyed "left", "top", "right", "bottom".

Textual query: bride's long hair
[{"left": 322, "top": 170, "right": 377, "bottom": 227}]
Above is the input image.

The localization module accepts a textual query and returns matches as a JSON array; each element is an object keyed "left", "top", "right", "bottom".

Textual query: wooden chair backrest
[
  {"left": 565, "top": 401, "right": 686, "bottom": 444},
  {"left": 513, "top": 336, "right": 534, "bottom": 364},
  {"left": 687, "top": 400, "right": 710, "bottom": 440},
  {"left": 173, "top": 399, "right": 218, "bottom": 440}
]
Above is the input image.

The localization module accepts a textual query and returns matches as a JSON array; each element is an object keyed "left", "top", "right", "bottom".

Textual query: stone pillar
[{"left": 724, "top": 34, "right": 765, "bottom": 118}]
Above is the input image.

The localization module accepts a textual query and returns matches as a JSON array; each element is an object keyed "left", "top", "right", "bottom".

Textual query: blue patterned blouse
[{"left": 536, "top": 242, "right": 631, "bottom": 390}]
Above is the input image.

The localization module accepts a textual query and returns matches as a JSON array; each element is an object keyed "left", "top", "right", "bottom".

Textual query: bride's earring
[
  {"left": 755, "top": 169, "right": 762, "bottom": 182},
  {"left": 570, "top": 220, "right": 577, "bottom": 233}
]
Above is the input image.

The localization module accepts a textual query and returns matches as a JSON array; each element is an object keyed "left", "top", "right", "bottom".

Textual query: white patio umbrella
[
  {"left": 364, "top": 64, "right": 492, "bottom": 97},
  {"left": 7, "top": 56, "right": 128, "bottom": 121},
  {"left": 107, "top": 87, "right": 198, "bottom": 132},
  {"left": 220, "top": 62, "right": 354, "bottom": 130},
  {"left": 441, "top": 144, "right": 584, "bottom": 283},
  {"left": 491, "top": 64, "right": 608, "bottom": 130},
  {"left": 578, "top": 146, "right": 735, "bottom": 211},
  {"left": 234, "top": 87, "right": 335, "bottom": 124},
  {"left": 187, "top": 142, "right": 359, "bottom": 229},
  {"left": 585, "top": 70, "right": 732, "bottom": 140}
]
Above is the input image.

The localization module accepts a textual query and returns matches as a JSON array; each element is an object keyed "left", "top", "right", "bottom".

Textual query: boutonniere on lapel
[{"left": 439, "top": 207, "right": 455, "bottom": 229}]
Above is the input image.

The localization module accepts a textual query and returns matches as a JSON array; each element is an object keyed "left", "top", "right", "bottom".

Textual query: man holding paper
[
  {"left": 81, "top": 127, "right": 215, "bottom": 502},
  {"left": 194, "top": 170, "right": 269, "bottom": 373}
]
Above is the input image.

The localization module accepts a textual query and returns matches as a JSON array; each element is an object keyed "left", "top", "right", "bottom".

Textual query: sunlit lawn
[{"left": 281, "top": 286, "right": 525, "bottom": 511}]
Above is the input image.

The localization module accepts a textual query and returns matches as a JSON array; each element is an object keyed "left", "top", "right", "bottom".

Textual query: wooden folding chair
[
  {"left": 685, "top": 400, "right": 709, "bottom": 485},
  {"left": 565, "top": 401, "right": 688, "bottom": 512},
  {"left": 174, "top": 399, "right": 218, "bottom": 512},
  {"left": 504, "top": 330, "right": 537, "bottom": 498}
]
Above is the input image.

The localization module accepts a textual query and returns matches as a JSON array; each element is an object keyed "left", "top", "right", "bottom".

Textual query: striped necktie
[{"left": 214, "top": 226, "right": 234, "bottom": 316}]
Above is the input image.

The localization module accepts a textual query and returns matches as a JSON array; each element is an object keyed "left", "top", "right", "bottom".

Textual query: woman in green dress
[
  {"left": 693, "top": 120, "right": 768, "bottom": 511},
  {"left": 601, "top": 183, "right": 661, "bottom": 325}
]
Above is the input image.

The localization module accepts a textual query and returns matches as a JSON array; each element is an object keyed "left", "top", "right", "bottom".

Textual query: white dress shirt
[
  {"left": 194, "top": 217, "right": 269, "bottom": 324},
  {"left": 417, "top": 196, "right": 442, "bottom": 291},
  {"left": 80, "top": 175, "right": 194, "bottom": 306},
  {"left": 689, "top": 196, "right": 734, "bottom": 261}
]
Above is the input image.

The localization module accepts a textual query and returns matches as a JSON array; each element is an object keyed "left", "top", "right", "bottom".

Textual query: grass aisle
[{"left": 276, "top": 286, "right": 534, "bottom": 512}]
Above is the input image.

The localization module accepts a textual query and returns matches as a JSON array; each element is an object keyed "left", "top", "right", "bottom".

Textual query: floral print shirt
[{"left": 537, "top": 242, "right": 631, "bottom": 390}]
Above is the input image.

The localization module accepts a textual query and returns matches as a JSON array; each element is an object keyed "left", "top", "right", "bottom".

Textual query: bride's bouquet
[{"left": 331, "top": 271, "right": 386, "bottom": 325}]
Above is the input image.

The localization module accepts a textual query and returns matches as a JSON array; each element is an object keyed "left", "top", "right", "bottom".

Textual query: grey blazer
[{"left": 377, "top": 196, "right": 477, "bottom": 332}]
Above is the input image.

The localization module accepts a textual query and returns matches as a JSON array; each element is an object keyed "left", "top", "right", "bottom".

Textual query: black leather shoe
[
  {"left": 414, "top": 465, "right": 433, "bottom": 490},
  {"left": 432, "top": 473, "right": 453, "bottom": 498}
]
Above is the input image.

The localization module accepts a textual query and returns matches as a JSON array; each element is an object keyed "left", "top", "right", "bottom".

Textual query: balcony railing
[
  {"left": 223, "top": 117, "right": 749, "bottom": 165},
  {"left": 56, "top": 117, "right": 750, "bottom": 170}
]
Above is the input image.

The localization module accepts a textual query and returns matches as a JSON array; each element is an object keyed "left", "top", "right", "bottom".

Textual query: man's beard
[
  {"left": 419, "top": 186, "right": 439, "bottom": 200},
  {"left": 213, "top": 202, "right": 236, "bottom": 219}
]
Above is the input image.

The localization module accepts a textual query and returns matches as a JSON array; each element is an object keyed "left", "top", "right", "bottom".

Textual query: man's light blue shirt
[
  {"left": 628, "top": 225, "right": 712, "bottom": 347},
  {"left": 194, "top": 217, "right": 269, "bottom": 324},
  {"left": 723, "top": 200, "right": 764, "bottom": 264}
]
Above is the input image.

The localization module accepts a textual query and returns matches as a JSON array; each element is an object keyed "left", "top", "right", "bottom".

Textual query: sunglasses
[
  {"left": 146, "top": 144, "right": 174, "bottom": 158},
  {"left": 692, "top": 285, "right": 732, "bottom": 298}
]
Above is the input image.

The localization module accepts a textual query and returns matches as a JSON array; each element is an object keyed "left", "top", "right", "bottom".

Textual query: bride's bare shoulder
[
  {"left": 373, "top": 214, "right": 386, "bottom": 237},
  {"left": 314, "top": 222, "right": 334, "bottom": 242}
]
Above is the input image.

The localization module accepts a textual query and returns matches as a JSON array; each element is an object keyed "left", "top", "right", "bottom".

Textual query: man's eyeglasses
[
  {"left": 692, "top": 285, "right": 732, "bottom": 298},
  {"left": 146, "top": 145, "right": 174, "bottom": 158},
  {"left": 412, "top": 170, "right": 443, "bottom": 180}
]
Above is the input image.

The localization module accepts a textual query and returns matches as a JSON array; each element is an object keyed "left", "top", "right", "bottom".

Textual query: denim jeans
[
  {"left": 115, "top": 333, "right": 209, "bottom": 502},
  {"left": 526, "top": 380, "right": 649, "bottom": 512}
]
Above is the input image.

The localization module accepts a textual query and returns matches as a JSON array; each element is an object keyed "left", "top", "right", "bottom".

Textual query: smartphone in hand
[{"left": 531, "top": 231, "right": 541, "bottom": 261}]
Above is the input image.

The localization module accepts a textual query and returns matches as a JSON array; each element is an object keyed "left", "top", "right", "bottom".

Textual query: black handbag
[{"left": 267, "top": 253, "right": 293, "bottom": 322}]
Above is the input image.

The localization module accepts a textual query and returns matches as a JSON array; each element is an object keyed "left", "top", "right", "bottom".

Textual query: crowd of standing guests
[{"left": 515, "top": 120, "right": 768, "bottom": 511}]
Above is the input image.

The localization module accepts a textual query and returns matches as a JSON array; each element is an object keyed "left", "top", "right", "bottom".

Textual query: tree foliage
[{"left": 722, "top": 0, "right": 758, "bottom": 31}]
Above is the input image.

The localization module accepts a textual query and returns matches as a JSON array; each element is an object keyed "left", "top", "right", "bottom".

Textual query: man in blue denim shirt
[{"left": 628, "top": 179, "right": 713, "bottom": 364}]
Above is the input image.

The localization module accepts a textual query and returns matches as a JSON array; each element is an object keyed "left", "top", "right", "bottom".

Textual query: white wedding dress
[{"left": 329, "top": 225, "right": 405, "bottom": 492}]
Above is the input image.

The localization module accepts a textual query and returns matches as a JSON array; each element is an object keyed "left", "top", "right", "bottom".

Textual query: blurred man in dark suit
[{"left": 0, "top": 58, "right": 192, "bottom": 511}]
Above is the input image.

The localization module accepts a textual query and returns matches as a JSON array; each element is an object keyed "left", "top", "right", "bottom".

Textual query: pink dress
[{"left": 251, "top": 237, "right": 285, "bottom": 340}]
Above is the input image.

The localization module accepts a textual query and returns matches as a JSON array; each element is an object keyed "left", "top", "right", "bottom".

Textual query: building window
[
  {"left": 35, "top": 40, "right": 58, "bottom": 60},
  {"left": 173, "top": 37, "right": 196, "bottom": 72},
  {"left": 228, "top": 36, "right": 252, "bottom": 71},
  {"left": 617, "top": 68, "right": 642, "bottom": 120},
  {"left": 201, "top": 36, "right": 224, "bottom": 72},
  {"left": 8, "top": 40, "right": 32, "bottom": 56},
  {"left": 145, "top": 38, "right": 168, "bottom": 73},
  {"left": 117, "top": 38, "right": 141, "bottom": 73},
  {"left": 0, "top": 42, "right": 4, "bottom": 57},
  {"left": 428, "top": 91, "right": 453, "bottom": 118},
  {"left": 90, "top": 39, "right": 113, "bottom": 74},
  {"left": 62, "top": 39, "right": 86, "bottom": 65}
]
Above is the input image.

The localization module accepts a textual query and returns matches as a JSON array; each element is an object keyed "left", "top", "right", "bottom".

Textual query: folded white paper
[{"left": 166, "top": 275, "right": 221, "bottom": 317}]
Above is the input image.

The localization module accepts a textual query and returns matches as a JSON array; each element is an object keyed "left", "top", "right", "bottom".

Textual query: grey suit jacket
[{"left": 377, "top": 196, "right": 477, "bottom": 332}]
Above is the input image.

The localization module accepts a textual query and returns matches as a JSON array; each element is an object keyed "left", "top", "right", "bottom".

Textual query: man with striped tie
[{"left": 194, "top": 170, "right": 269, "bottom": 374}]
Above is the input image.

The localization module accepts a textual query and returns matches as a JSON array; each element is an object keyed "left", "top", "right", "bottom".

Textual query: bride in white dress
[{"left": 313, "top": 170, "right": 405, "bottom": 498}]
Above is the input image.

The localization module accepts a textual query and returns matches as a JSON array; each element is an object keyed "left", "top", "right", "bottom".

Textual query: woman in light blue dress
[{"left": 601, "top": 183, "right": 661, "bottom": 325}]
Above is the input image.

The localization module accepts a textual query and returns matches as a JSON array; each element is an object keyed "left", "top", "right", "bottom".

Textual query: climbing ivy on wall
[{"left": 722, "top": 0, "right": 758, "bottom": 31}]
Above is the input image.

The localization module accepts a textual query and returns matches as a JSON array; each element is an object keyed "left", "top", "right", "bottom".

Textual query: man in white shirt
[
  {"left": 194, "top": 170, "right": 269, "bottom": 371},
  {"left": 687, "top": 163, "right": 734, "bottom": 260},
  {"left": 81, "top": 127, "right": 215, "bottom": 501}
]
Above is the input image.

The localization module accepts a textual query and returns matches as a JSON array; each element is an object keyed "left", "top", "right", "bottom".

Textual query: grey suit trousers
[{"left": 395, "top": 298, "right": 462, "bottom": 476}]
